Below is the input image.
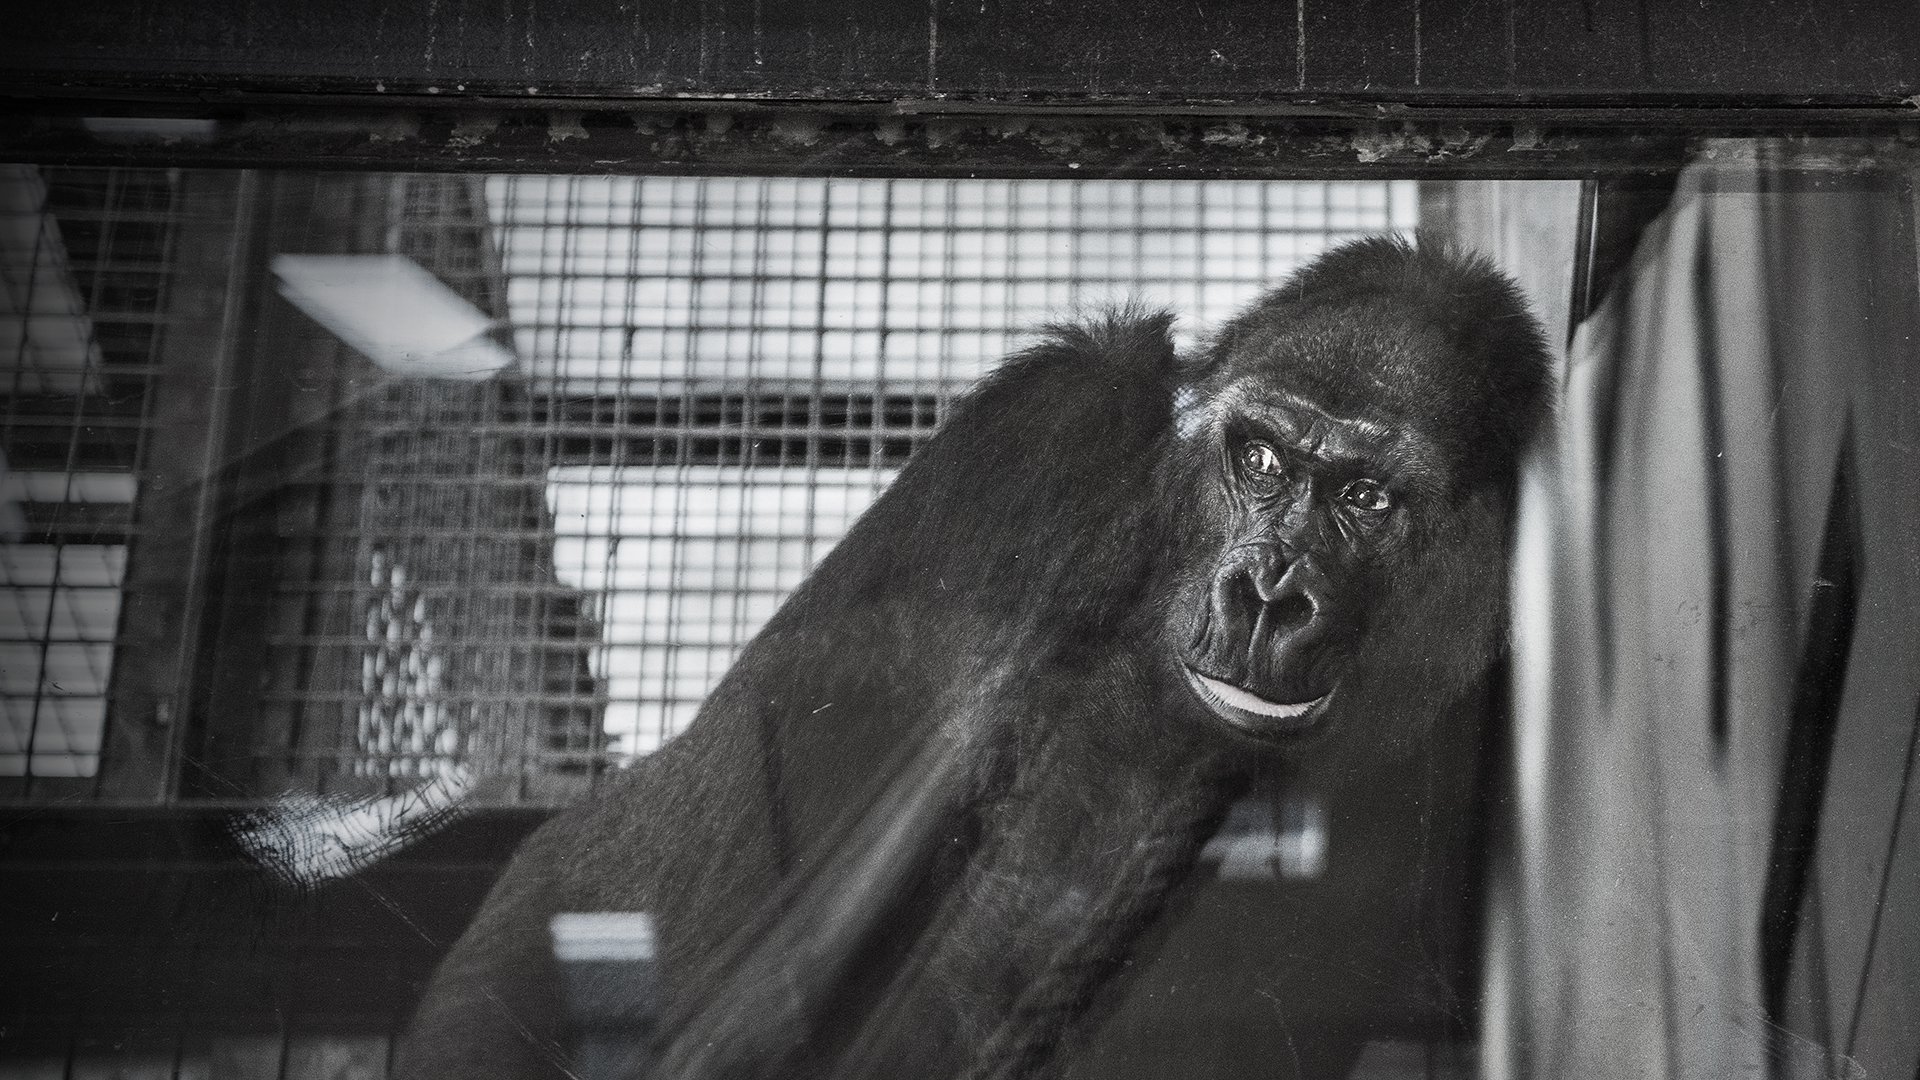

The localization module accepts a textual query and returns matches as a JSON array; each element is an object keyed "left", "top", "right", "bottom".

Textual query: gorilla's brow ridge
[{"left": 1264, "top": 390, "right": 1394, "bottom": 442}]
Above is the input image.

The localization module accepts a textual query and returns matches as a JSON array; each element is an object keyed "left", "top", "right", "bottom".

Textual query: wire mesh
[
  {"left": 487, "top": 176, "right": 1417, "bottom": 764},
  {"left": 248, "top": 175, "right": 598, "bottom": 799},
  {"left": 0, "top": 168, "right": 1415, "bottom": 800},
  {"left": 0, "top": 166, "right": 174, "bottom": 789}
]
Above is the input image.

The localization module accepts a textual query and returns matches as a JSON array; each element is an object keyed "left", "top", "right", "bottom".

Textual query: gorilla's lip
[{"left": 1182, "top": 667, "right": 1330, "bottom": 737}]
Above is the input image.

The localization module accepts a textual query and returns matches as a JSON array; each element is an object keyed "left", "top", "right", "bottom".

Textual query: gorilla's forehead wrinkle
[
  {"left": 1262, "top": 390, "right": 1393, "bottom": 445},
  {"left": 1200, "top": 377, "right": 1437, "bottom": 474}
]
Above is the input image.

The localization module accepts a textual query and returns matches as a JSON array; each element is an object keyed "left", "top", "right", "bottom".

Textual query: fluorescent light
[{"left": 272, "top": 254, "right": 515, "bottom": 381}]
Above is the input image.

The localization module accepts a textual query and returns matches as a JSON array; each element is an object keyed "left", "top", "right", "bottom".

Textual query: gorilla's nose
[{"left": 1251, "top": 553, "right": 1332, "bottom": 650}]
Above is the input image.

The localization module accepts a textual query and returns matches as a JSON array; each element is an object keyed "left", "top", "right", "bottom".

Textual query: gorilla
[{"left": 394, "top": 235, "right": 1553, "bottom": 1080}]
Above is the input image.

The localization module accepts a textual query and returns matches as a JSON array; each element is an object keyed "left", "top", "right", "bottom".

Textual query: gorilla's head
[{"left": 1164, "top": 236, "right": 1554, "bottom": 741}]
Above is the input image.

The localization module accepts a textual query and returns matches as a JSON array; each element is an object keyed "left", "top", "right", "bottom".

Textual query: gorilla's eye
[
  {"left": 1340, "top": 478, "right": 1391, "bottom": 512},
  {"left": 1240, "top": 441, "right": 1285, "bottom": 479}
]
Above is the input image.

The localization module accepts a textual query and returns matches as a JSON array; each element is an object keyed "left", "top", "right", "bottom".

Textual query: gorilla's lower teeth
[{"left": 1187, "top": 669, "right": 1322, "bottom": 719}]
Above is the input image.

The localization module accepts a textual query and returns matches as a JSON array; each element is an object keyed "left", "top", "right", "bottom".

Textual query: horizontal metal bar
[
  {"left": 259, "top": 691, "right": 632, "bottom": 704},
  {"left": 0, "top": 107, "right": 1709, "bottom": 179},
  {"left": 273, "top": 634, "right": 751, "bottom": 647},
  {"left": 0, "top": 414, "right": 151, "bottom": 428},
  {"left": 271, "top": 583, "right": 795, "bottom": 598},
  {"left": 341, "top": 423, "right": 936, "bottom": 438}
]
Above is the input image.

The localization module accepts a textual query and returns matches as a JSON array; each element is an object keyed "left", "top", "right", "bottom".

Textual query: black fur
[{"left": 394, "top": 236, "right": 1552, "bottom": 1080}]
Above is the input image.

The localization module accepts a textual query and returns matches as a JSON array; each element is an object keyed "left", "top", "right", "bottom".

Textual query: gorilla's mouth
[{"left": 1182, "top": 667, "right": 1330, "bottom": 738}]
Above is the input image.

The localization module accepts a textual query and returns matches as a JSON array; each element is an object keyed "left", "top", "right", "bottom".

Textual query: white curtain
[{"left": 1489, "top": 143, "right": 1920, "bottom": 1080}]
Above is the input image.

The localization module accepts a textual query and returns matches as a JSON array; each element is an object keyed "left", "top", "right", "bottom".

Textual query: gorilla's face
[{"left": 1167, "top": 352, "right": 1465, "bottom": 742}]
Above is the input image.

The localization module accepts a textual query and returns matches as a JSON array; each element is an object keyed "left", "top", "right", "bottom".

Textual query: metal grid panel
[
  {"left": 0, "top": 170, "right": 1414, "bottom": 796},
  {"left": 0, "top": 167, "right": 174, "bottom": 787},
  {"left": 248, "top": 175, "right": 601, "bottom": 799},
  {"left": 488, "top": 176, "right": 1416, "bottom": 761}
]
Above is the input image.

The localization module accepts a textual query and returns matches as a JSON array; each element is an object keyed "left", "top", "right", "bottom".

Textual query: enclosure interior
[
  {"left": 1, "top": 167, "right": 1485, "bottom": 1074},
  {"left": 3, "top": 154, "right": 1915, "bottom": 1080}
]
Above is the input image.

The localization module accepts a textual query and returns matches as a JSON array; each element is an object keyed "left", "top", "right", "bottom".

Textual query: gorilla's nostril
[
  {"left": 1270, "top": 592, "right": 1315, "bottom": 631},
  {"left": 1235, "top": 573, "right": 1268, "bottom": 612}
]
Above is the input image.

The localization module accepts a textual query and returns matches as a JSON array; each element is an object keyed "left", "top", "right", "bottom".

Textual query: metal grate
[
  {"left": 488, "top": 176, "right": 1417, "bottom": 762},
  {"left": 0, "top": 166, "right": 175, "bottom": 789},
  {"left": 0, "top": 169, "right": 1414, "bottom": 800},
  {"left": 234, "top": 175, "right": 600, "bottom": 800}
]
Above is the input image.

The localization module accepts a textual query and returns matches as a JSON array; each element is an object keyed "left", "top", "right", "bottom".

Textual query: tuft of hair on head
[{"left": 1033, "top": 304, "right": 1178, "bottom": 373}]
